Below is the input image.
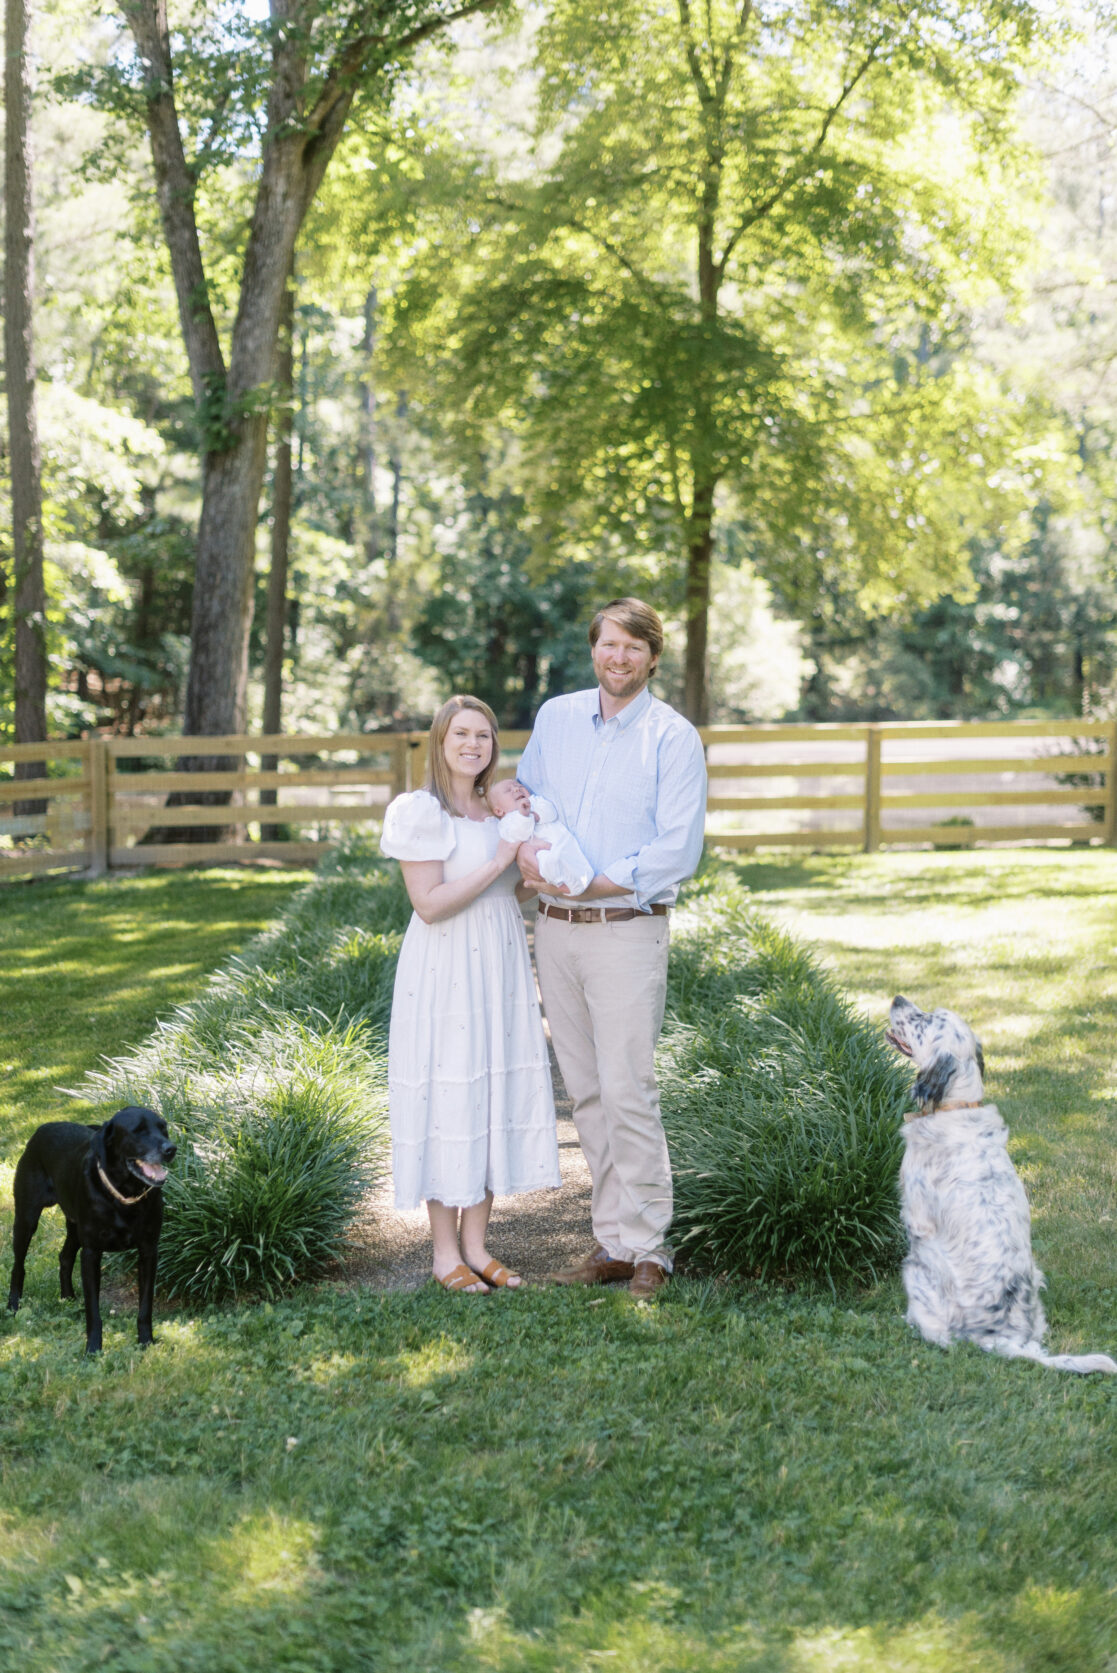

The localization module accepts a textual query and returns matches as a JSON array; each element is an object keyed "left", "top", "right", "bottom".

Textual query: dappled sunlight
[
  {"left": 0, "top": 869, "right": 308, "bottom": 1150},
  {"left": 210, "top": 1508, "right": 323, "bottom": 1598},
  {"left": 788, "top": 1614, "right": 1009, "bottom": 1672},
  {"left": 458, "top": 1582, "right": 774, "bottom": 1672},
  {"left": 3, "top": 857, "right": 1117, "bottom": 1668},
  {"left": 292, "top": 1347, "right": 365, "bottom": 1387},
  {"left": 397, "top": 1337, "right": 476, "bottom": 1386}
]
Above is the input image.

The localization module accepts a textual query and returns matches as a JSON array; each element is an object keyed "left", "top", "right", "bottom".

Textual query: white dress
[{"left": 381, "top": 790, "right": 561, "bottom": 1210}]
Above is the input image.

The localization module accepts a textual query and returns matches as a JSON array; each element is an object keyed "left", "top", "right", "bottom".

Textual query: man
[{"left": 516, "top": 598, "right": 707, "bottom": 1296}]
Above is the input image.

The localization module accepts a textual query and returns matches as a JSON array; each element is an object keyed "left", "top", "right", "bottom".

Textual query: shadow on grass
[
  {"left": 2, "top": 1283, "right": 1117, "bottom": 1671},
  {"left": 0, "top": 869, "right": 308, "bottom": 1156}
]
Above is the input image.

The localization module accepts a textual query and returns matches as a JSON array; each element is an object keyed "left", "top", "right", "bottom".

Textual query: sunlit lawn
[
  {"left": 0, "top": 867, "right": 310, "bottom": 1154},
  {"left": 1, "top": 850, "right": 1116, "bottom": 1672}
]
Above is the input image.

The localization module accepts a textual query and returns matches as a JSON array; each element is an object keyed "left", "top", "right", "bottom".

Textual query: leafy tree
[
  {"left": 411, "top": 481, "right": 600, "bottom": 726},
  {"left": 387, "top": 0, "right": 1058, "bottom": 722},
  {"left": 809, "top": 503, "right": 1117, "bottom": 720},
  {"left": 63, "top": 0, "right": 509, "bottom": 760},
  {"left": 4, "top": 0, "right": 48, "bottom": 793}
]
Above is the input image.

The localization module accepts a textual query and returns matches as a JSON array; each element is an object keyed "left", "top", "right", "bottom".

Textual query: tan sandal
[
  {"left": 469, "top": 1259, "right": 524, "bottom": 1290},
  {"left": 437, "top": 1263, "right": 490, "bottom": 1294}
]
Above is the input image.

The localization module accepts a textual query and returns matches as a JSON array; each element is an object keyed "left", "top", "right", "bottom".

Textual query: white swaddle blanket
[{"left": 497, "top": 794, "right": 594, "bottom": 896}]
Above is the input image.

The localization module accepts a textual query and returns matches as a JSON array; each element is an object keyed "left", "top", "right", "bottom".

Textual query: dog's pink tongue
[{"left": 137, "top": 1161, "right": 168, "bottom": 1182}]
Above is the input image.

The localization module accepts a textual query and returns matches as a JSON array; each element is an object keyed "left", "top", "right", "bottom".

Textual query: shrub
[
  {"left": 149, "top": 1025, "right": 385, "bottom": 1302},
  {"left": 660, "top": 876, "right": 912, "bottom": 1286},
  {"left": 931, "top": 815, "right": 976, "bottom": 849},
  {"left": 81, "top": 838, "right": 402, "bottom": 1301}
]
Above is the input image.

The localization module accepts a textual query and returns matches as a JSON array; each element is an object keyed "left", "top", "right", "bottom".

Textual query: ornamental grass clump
[
  {"left": 80, "top": 838, "right": 404, "bottom": 1300},
  {"left": 660, "top": 874, "right": 912, "bottom": 1286}
]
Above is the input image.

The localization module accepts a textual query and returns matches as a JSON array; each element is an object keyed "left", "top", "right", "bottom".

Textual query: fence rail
[{"left": 2, "top": 718, "right": 1114, "bottom": 879}]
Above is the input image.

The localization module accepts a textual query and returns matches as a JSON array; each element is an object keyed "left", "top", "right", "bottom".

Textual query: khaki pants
[{"left": 535, "top": 912, "right": 672, "bottom": 1268}]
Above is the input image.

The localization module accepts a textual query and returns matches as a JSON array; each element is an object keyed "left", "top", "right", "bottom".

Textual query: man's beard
[{"left": 597, "top": 665, "right": 650, "bottom": 699}]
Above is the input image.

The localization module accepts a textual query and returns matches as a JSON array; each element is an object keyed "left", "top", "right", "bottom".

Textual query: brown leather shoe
[
  {"left": 546, "top": 1247, "right": 636, "bottom": 1286},
  {"left": 628, "top": 1261, "right": 669, "bottom": 1298}
]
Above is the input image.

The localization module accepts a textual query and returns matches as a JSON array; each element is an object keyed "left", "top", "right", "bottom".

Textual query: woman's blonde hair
[{"left": 426, "top": 695, "right": 500, "bottom": 815}]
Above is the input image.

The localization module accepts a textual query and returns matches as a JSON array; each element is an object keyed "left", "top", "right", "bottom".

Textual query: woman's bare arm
[{"left": 401, "top": 838, "right": 520, "bottom": 925}]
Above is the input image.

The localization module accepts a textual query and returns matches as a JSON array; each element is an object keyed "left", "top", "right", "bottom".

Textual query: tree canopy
[
  {"left": 3, "top": 0, "right": 1117, "bottom": 742},
  {"left": 380, "top": 0, "right": 1063, "bottom": 718}
]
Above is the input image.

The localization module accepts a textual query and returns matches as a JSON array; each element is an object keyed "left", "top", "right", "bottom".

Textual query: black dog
[{"left": 7, "top": 1106, "right": 175, "bottom": 1354}]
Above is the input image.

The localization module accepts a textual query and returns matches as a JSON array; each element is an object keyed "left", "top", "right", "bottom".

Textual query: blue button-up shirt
[{"left": 517, "top": 686, "right": 707, "bottom": 910}]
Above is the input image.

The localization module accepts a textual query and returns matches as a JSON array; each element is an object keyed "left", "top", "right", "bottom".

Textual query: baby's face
[{"left": 491, "top": 778, "right": 531, "bottom": 815}]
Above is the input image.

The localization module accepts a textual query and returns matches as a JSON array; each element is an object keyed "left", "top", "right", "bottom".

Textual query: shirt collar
[{"left": 592, "top": 684, "right": 653, "bottom": 730}]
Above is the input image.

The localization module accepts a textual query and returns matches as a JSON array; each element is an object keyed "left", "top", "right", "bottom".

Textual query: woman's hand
[
  {"left": 403, "top": 833, "right": 520, "bottom": 924},
  {"left": 494, "top": 836, "right": 521, "bottom": 871}
]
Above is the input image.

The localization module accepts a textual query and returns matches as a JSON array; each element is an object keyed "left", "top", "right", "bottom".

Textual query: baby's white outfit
[{"left": 496, "top": 794, "right": 594, "bottom": 896}]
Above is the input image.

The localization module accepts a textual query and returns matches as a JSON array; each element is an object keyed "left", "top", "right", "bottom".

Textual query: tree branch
[
  {"left": 715, "top": 0, "right": 753, "bottom": 107},
  {"left": 677, "top": 0, "right": 714, "bottom": 109},
  {"left": 122, "top": 0, "right": 225, "bottom": 404},
  {"left": 481, "top": 189, "right": 660, "bottom": 296},
  {"left": 717, "top": 36, "right": 885, "bottom": 281},
  {"left": 302, "top": 0, "right": 505, "bottom": 171}
]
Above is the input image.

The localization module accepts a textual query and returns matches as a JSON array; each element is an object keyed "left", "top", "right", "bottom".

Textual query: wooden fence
[{"left": 2, "top": 717, "right": 1115, "bottom": 880}]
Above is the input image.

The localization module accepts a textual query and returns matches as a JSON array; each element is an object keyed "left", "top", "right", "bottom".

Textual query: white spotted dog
[{"left": 885, "top": 996, "right": 1116, "bottom": 1376}]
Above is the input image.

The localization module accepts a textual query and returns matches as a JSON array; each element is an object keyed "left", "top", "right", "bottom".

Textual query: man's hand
[{"left": 516, "top": 841, "right": 568, "bottom": 895}]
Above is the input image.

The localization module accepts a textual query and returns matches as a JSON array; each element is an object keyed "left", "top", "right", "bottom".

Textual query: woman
[{"left": 380, "top": 695, "right": 560, "bottom": 1293}]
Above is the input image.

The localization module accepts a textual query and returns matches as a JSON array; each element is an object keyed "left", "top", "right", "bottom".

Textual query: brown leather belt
[{"left": 537, "top": 902, "right": 669, "bottom": 923}]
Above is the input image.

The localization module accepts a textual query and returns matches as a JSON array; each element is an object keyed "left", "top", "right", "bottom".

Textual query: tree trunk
[
  {"left": 386, "top": 389, "right": 407, "bottom": 632},
  {"left": 683, "top": 199, "right": 720, "bottom": 728},
  {"left": 683, "top": 476, "right": 716, "bottom": 727},
  {"left": 358, "top": 283, "right": 379, "bottom": 568},
  {"left": 5, "top": 0, "right": 48, "bottom": 816},
  {"left": 260, "top": 274, "right": 296, "bottom": 841},
  {"left": 123, "top": 0, "right": 504, "bottom": 774}
]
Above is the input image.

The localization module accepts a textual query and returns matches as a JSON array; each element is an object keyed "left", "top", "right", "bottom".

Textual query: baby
[{"left": 488, "top": 778, "right": 594, "bottom": 897}]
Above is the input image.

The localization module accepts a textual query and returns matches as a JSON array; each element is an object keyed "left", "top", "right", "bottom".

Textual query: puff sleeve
[
  {"left": 529, "top": 793, "right": 558, "bottom": 824},
  {"left": 380, "top": 790, "right": 456, "bottom": 861}
]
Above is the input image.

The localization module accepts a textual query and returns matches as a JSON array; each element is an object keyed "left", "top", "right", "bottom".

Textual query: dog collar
[
  {"left": 908, "top": 1099, "right": 984, "bottom": 1121},
  {"left": 95, "top": 1162, "right": 154, "bottom": 1205}
]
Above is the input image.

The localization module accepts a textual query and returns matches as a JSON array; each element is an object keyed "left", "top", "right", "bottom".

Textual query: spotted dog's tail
[{"left": 983, "top": 1337, "right": 1117, "bottom": 1376}]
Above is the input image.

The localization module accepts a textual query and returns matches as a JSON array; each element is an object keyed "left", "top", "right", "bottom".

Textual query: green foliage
[
  {"left": 661, "top": 875, "right": 910, "bottom": 1284},
  {"left": 411, "top": 483, "right": 603, "bottom": 726},
  {"left": 384, "top": 0, "right": 1063, "bottom": 639},
  {"left": 79, "top": 841, "right": 408, "bottom": 1300},
  {"left": 136, "top": 1020, "right": 384, "bottom": 1303},
  {"left": 802, "top": 501, "right": 1117, "bottom": 721}
]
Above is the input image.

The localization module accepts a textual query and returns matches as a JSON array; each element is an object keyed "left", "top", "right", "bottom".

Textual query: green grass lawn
[
  {"left": 2, "top": 851, "right": 1116, "bottom": 1672},
  {"left": 0, "top": 868, "right": 310, "bottom": 1154}
]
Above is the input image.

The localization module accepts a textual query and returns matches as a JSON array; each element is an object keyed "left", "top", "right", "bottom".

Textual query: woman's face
[{"left": 442, "top": 710, "right": 494, "bottom": 781}]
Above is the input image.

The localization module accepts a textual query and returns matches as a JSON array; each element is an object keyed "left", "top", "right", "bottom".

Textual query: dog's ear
[
  {"left": 974, "top": 1038, "right": 985, "bottom": 1079},
  {"left": 913, "top": 1052, "right": 958, "bottom": 1111}
]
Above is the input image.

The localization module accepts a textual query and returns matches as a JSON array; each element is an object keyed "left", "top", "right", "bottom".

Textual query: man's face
[{"left": 591, "top": 617, "right": 656, "bottom": 702}]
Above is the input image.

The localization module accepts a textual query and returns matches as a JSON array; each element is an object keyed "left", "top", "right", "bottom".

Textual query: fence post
[
  {"left": 407, "top": 733, "right": 427, "bottom": 791},
  {"left": 864, "top": 726, "right": 882, "bottom": 853},
  {"left": 87, "top": 737, "right": 109, "bottom": 874},
  {"left": 389, "top": 735, "right": 408, "bottom": 801},
  {"left": 1107, "top": 719, "right": 1117, "bottom": 848}
]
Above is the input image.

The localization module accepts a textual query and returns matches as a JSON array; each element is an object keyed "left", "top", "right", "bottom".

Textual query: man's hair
[
  {"left": 588, "top": 597, "right": 664, "bottom": 663},
  {"left": 425, "top": 694, "right": 500, "bottom": 815}
]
